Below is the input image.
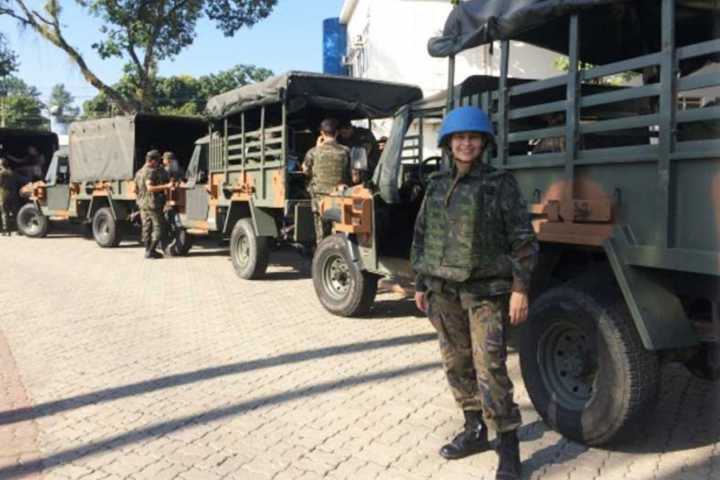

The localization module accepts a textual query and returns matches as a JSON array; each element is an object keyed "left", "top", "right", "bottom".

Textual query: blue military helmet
[{"left": 437, "top": 106, "right": 495, "bottom": 147}]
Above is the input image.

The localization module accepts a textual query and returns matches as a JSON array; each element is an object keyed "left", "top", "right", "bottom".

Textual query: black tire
[
  {"left": 230, "top": 218, "right": 270, "bottom": 279},
  {"left": 165, "top": 228, "right": 193, "bottom": 257},
  {"left": 16, "top": 203, "right": 49, "bottom": 238},
  {"left": 519, "top": 283, "right": 660, "bottom": 446},
  {"left": 312, "top": 234, "right": 378, "bottom": 317},
  {"left": 92, "top": 207, "right": 123, "bottom": 248}
]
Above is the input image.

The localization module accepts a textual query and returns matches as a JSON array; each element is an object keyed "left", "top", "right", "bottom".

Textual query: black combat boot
[
  {"left": 439, "top": 410, "right": 491, "bottom": 460},
  {"left": 495, "top": 430, "right": 521, "bottom": 480}
]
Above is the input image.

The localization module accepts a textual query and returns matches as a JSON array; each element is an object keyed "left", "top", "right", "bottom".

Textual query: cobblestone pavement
[{"left": 0, "top": 230, "right": 718, "bottom": 480}]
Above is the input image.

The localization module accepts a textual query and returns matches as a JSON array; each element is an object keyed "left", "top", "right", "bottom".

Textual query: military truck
[
  {"left": 0, "top": 128, "right": 58, "bottom": 229},
  {"left": 169, "top": 72, "right": 421, "bottom": 278},
  {"left": 19, "top": 115, "right": 206, "bottom": 245},
  {"left": 315, "top": 0, "right": 720, "bottom": 446}
]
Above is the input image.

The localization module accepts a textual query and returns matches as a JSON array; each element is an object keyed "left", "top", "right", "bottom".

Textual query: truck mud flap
[{"left": 604, "top": 226, "right": 698, "bottom": 351}]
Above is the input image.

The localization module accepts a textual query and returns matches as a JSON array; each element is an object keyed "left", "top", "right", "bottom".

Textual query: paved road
[{"left": 0, "top": 230, "right": 718, "bottom": 480}]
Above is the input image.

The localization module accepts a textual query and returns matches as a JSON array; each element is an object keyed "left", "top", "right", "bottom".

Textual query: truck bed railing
[{"left": 456, "top": 0, "right": 719, "bottom": 262}]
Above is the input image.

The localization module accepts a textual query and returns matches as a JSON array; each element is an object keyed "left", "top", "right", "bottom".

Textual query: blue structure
[{"left": 323, "top": 18, "right": 347, "bottom": 76}]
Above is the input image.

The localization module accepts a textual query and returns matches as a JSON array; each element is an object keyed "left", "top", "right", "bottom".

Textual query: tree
[
  {"left": 0, "top": 76, "right": 48, "bottom": 129},
  {"left": 82, "top": 64, "right": 273, "bottom": 119},
  {"left": 48, "top": 84, "right": 80, "bottom": 124},
  {"left": 554, "top": 56, "right": 637, "bottom": 85},
  {"left": 2, "top": 0, "right": 277, "bottom": 113},
  {"left": 0, "top": 33, "right": 18, "bottom": 77}
]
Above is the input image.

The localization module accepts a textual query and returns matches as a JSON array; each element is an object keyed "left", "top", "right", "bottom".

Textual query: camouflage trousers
[
  {"left": 140, "top": 208, "right": 165, "bottom": 244},
  {"left": 0, "top": 194, "right": 8, "bottom": 232},
  {"left": 428, "top": 291, "right": 521, "bottom": 433},
  {"left": 311, "top": 197, "right": 330, "bottom": 245}
]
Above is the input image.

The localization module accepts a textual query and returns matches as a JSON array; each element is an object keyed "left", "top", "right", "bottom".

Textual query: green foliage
[
  {"left": 48, "top": 84, "right": 80, "bottom": 123},
  {"left": 0, "top": 76, "right": 49, "bottom": 129},
  {"left": 3, "top": 0, "right": 277, "bottom": 113},
  {"left": 83, "top": 64, "right": 273, "bottom": 118},
  {"left": 0, "top": 33, "right": 18, "bottom": 77},
  {"left": 554, "top": 56, "right": 638, "bottom": 85}
]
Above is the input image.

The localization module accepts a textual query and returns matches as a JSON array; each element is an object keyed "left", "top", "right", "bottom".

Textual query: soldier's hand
[
  {"left": 414, "top": 291, "right": 428, "bottom": 314},
  {"left": 509, "top": 291, "right": 529, "bottom": 325}
]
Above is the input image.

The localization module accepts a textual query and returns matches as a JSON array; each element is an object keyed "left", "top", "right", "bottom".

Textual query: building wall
[
  {"left": 340, "top": 0, "right": 564, "bottom": 154},
  {"left": 340, "top": 0, "right": 563, "bottom": 97}
]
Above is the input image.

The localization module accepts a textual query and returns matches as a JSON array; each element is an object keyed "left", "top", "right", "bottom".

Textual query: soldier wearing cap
[
  {"left": 303, "top": 118, "right": 351, "bottom": 243},
  {"left": 134, "top": 150, "right": 173, "bottom": 259},
  {"left": 412, "top": 106, "right": 538, "bottom": 480}
]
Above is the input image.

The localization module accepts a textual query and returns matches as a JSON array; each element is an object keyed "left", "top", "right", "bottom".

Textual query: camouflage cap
[
  {"left": 146, "top": 149, "right": 161, "bottom": 160},
  {"left": 162, "top": 151, "right": 176, "bottom": 160}
]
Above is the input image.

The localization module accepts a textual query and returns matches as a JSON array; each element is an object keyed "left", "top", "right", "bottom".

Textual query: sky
[{"left": 0, "top": 0, "right": 346, "bottom": 107}]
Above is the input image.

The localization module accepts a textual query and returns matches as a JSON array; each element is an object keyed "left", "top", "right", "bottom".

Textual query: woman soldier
[{"left": 412, "top": 106, "right": 538, "bottom": 480}]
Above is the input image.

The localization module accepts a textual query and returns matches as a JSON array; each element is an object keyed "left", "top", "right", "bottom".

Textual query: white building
[
  {"left": 339, "top": 0, "right": 562, "bottom": 97},
  {"left": 339, "top": 0, "right": 564, "bottom": 153}
]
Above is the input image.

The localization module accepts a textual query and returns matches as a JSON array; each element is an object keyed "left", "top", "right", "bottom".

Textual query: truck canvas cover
[
  {"left": 0, "top": 128, "right": 58, "bottom": 169},
  {"left": 69, "top": 114, "right": 206, "bottom": 182},
  {"left": 428, "top": 0, "right": 720, "bottom": 65},
  {"left": 205, "top": 71, "right": 423, "bottom": 120}
]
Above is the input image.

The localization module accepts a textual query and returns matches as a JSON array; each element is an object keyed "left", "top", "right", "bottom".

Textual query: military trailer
[
  {"left": 170, "top": 72, "right": 421, "bottom": 278},
  {"left": 316, "top": 0, "right": 720, "bottom": 446},
  {"left": 20, "top": 115, "right": 206, "bottom": 245}
]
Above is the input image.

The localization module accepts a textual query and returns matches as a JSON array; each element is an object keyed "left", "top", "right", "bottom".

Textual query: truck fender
[
  {"left": 88, "top": 196, "right": 130, "bottom": 222},
  {"left": 223, "top": 201, "right": 250, "bottom": 236},
  {"left": 344, "top": 234, "right": 367, "bottom": 271},
  {"left": 249, "top": 198, "right": 279, "bottom": 238},
  {"left": 603, "top": 226, "right": 698, "bottom": 351}
]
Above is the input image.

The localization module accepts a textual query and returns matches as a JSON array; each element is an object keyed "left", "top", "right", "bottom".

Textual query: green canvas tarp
[
  {"left": 69, "top": 115, "right": 206, "bottom": 183},
  {"left": 428, "top": 0, "right": 719, "bottom": 66},
  {"left": 205, "top": 71, "right": 423, "bottom": 120}
]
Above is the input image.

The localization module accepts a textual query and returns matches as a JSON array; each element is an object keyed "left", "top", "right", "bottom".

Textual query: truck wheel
[
  {"left": 230, "top": 218, "right": 270, "bottom": 279},
  {"left": 17, "top": 203, "right": 49, "bottom": 238},
  {"left": 165, "top": 228, "right": 193, "bottom": 257},
  {"left": 519, "top": 284, "right": 660, "bottom": 446},
  {"left": 312, "top": 234, "right": 378, "bottom": 317},
  {"left": 92, "top": 207, "right": 123, "bottom": 248}
]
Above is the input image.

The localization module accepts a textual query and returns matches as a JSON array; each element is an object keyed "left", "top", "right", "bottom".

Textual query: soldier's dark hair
[{"left": 320, "top": 118, "right": 339, "bottom": 135}]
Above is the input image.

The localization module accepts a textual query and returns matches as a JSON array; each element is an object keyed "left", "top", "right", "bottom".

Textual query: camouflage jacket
[
  {"left": 134, "top": 165, "right": 169, "bottom": 211},
  {"left": 411, "top": 161, "right": 538, "bottom": 297},
  {"left": 304, "top": 141, "right": 351, "bottom": 195},
  {"left": 0, "top": 165, "right": 13, "bottom": 197}
]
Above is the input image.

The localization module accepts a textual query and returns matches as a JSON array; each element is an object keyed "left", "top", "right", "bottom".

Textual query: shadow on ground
[
  {"left": 0, "top": 360, "right": 441, "bottom": 479},
  {"left": 0, "top": 333, "right": 436, "bottom": 427}
]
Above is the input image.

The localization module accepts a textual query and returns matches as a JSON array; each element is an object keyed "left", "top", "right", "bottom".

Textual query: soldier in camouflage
[
  {"left": 411, "top": 107, "right": 538, "bottom": 480},
  {"left": 135, "top": 150, "right": 173, "bottom": 259},
  {"left": 303, "top": 118, "right": 351, "bottom": 244},
  {"left": 0, "top": 158, "right": 13, "bottom": 236}
]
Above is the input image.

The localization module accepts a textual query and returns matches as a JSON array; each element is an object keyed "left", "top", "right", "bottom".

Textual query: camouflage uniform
[
  {"left": 134, "top": 164, "right": 169, "bottom": 244},
  {"left": 0, "top": 164, "right": 13, "bottom": 234},
  {"left": 304, "top": 141, "right": 351, "bottom": 243},
  {"left": 411, "top": 161, "right": 538, "bottom": 433}
]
